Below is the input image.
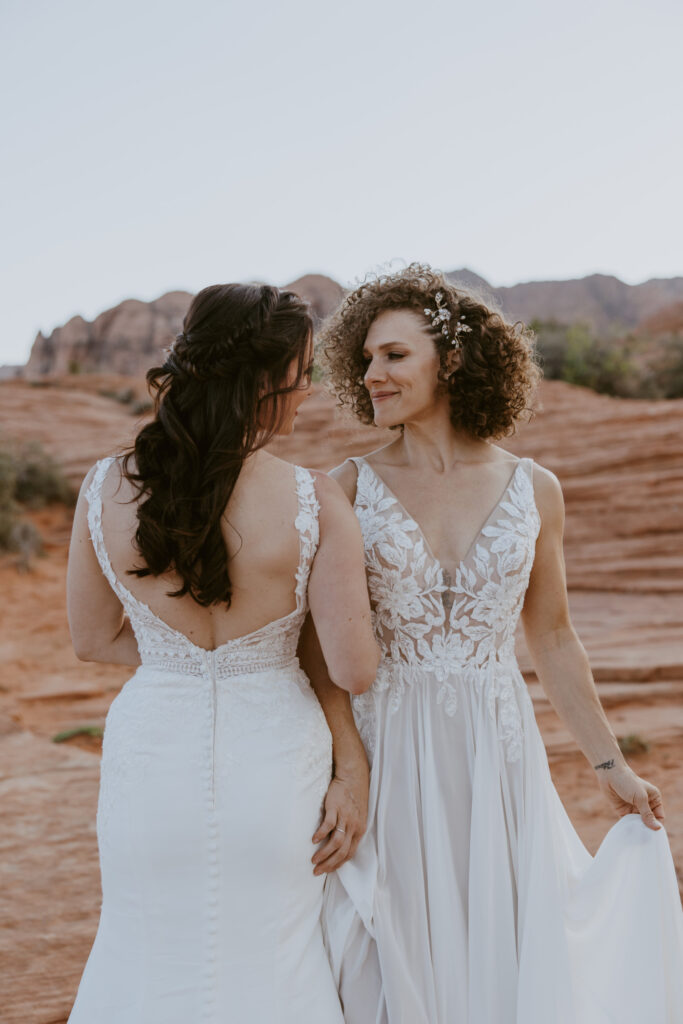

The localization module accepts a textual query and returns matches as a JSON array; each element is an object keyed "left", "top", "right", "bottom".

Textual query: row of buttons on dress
[{"left": 201, "top": 650, "right": 220, "bottom": 1021}]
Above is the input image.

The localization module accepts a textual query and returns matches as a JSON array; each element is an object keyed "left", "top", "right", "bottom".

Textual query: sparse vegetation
[
  {"left": 13, "top": 441, "right": 74, "bottom": 508},
  {"left": 131, "top": 398, "right": 153, "bottom": 415},
  {"left": 52, "top": 725, "right": 104, "bottom": 743},
  {"left": 531, "top": 320, "right": 683, "bottom": 399},
  {"left": 0, "top": 439, "right": 74, "bottom": 568},
  {"left": 618, "top": 733, "right": 651, "bottom": 756}
]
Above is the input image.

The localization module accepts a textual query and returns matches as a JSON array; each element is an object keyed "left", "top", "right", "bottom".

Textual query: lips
[{"left": 371, "top": 391, "right": 398, "bottom": 402}]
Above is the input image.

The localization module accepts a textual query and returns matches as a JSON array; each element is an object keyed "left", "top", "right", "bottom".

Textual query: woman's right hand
[
  {"left": 311, "top": 753, "right": 370, "bottom": 875},
  {"left": 595, "top": 762, "right": 665, "bottom": 831}
]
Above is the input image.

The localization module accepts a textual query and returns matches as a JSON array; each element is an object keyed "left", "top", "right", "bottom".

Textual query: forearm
[
  {"left": 75, "top": 616, "right": 141, "bottom": 666},
  {"left": 529, "top": 624, "right": 625, "bottom": 769},
  {"left": 312, "top": 674, "right": 367, "bottom": 771},
  {"left": 298, "top": 617, "right": 367, "bottom": 772}
]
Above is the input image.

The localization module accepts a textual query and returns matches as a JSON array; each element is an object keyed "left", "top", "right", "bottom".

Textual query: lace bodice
[
  {"left": 85, "top": 457, "right": 320, "bottom": 678},
  {"left": 350, "top": 456, "right": 541, "bottom": 760}
]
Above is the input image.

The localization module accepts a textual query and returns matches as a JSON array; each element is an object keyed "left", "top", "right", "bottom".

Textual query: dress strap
[
  {"left": 84, "top": 456, "right": 128, "bottom": 603},
  {"left": 343, "top": 456, "right": 365, "bottom": 507},
  {"left": 293, "top": 466, "right": 320, "bottom": 610},
  {"left": 518, "top": 456, "right": 535, "bottom": 488}
]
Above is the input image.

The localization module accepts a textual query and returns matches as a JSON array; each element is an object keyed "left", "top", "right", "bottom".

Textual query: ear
[{"left": 442, "top": 346, "right": 462, "bottom": 377}]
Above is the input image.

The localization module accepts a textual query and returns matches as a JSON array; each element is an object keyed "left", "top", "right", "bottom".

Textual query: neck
[{"left": 398, "top": 400, "right": 490, "bottom": 472}]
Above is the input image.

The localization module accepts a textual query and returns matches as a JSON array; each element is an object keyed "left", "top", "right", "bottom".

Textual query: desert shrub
[
  {"left": 13, "top": 441, "right": 75, "bottom": 508},
  {"left": 130, "top": 398, "right": 153, "bottom": 416},
  {"left": 53, "top": 725, "right": 104, "bottom": 743},
  {"left": 98, "top": 385, "right": 139, "bottom": 406},
  {"left": 116, "top": 387, "right": 135, "bottom": 405},
  {"left": 645, "top": 336, "right": 683, "bottom": 399},
  {"left": 7, "top": 519, "right": 44, "bottom": 569},
  {"left": 0, "top": 440, "right": 74, "bottom": 563},
  {"left": 532, "top": 320, "right": 640, "bottom": 397},
  {"left": 0, "top": 450, "right": 18, "bottom": 548},
  {"left": 618, "top": 733, "right": 650, "bottom": 756}
]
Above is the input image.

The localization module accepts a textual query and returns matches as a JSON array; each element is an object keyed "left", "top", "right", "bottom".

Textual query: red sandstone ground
[{"left": 1, "top": 377, "right": 682, "bottom": 1023}]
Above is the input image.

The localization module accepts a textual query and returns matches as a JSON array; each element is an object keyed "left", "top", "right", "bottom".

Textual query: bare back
[{"left": 101, "top": 451, "right": 307, "bottom": 650}]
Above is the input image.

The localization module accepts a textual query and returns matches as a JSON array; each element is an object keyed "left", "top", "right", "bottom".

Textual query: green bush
[
  {"left": 0, "top": 440, "right": 74, "bottom": 562},
  {"left": 645, "top": 336, "right": 683, "bottom": 399},
  {"left": 532, "top": 320, "right": 640, "bottom": 397},
  {"left": 13, "top": 442, "right": 75, "bottom": 508}
]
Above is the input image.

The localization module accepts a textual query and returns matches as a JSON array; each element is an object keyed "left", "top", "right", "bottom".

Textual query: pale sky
[{"left": 2, "top": 0, "right": 682, "bottom": 365}]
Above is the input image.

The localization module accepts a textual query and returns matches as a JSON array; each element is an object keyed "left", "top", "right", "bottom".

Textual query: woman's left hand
[
  {"left": 311, "top": 752, "right": 369, "bottom": 876},
  {"left": 596, "top": 762, "right": 665, "bottom": 831}
]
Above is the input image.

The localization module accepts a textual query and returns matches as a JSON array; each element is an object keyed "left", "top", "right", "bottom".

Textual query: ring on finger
[{"left": 334, "top": 826, "right": 346, "bottom": 835}]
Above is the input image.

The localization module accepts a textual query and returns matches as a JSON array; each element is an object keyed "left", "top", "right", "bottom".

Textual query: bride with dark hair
[
  {"left": 314, "top": 264, "right": 683, "bottom": 1023},
  {"left": 65, "top": 282, "right": 379, "bottom": 1023}
]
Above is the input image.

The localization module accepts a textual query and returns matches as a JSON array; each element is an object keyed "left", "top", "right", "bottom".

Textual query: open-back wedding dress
[
  {"left": 68, "top": 456, "right": 343, "bottom": 1024},
  {"left": 323, "top": 455, "right": 683, "bottom": 1024}
]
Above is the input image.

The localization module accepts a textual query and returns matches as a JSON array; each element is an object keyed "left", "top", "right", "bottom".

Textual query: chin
[{"left": 372, "top": 407, "right": 403, "bottom": 430}]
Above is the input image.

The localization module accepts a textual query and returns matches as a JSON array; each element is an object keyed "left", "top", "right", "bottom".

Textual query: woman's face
[
  {"left": 276, "top": 336, "right": 315, "bottom": 435},
  {"left": 362, "top": 309, "right": 445, "bottom": 428}
]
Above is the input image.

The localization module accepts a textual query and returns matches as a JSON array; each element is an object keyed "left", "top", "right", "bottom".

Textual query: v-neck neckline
[{"left": 357, "top": 456, "right": 524, "bottom": 579}]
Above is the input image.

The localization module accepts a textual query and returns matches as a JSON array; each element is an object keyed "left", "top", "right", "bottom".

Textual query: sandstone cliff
[
  {"left": 24, "top": 275, "right": 345, "bottom": 380},
  {"left": 448, "top": 270, "right": 683, "bottom": 334}
]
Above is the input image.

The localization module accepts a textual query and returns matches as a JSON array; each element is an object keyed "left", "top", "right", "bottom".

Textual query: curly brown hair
[{"left": 319, "top": 263, "right": 541, "bottom": 439}]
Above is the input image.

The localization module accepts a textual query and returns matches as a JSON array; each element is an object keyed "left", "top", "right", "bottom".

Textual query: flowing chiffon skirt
[{"left": 323, "top": 661, "right": 683, "bottom": 1024}]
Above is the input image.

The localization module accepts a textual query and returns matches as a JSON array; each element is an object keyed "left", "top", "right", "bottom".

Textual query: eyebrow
[{"left": 362, "top": 341, "right": 410, "bottom": 354}]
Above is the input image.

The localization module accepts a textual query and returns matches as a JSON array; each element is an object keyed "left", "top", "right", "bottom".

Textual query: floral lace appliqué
[{"left": 350, "top": 457, "right": 540, "bottom": 763}]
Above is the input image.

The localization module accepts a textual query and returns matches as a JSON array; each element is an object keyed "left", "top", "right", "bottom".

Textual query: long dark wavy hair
[{"left": 121, "top": 282, "right": 313, "bottom": 607}]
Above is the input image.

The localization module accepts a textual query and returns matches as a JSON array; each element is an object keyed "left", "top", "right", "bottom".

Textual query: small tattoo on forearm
[{"left": 594, "top": 758, "right": 615, "bottom": 770}]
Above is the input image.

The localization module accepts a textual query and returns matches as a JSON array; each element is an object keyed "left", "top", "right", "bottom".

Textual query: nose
[{"left": 364, "top": 357, "right": 385, "bottom": 386}]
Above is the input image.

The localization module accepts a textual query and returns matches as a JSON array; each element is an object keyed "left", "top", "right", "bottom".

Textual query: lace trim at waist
[{"left": 139, "top": 650, "right": 299, "bottom": 679}]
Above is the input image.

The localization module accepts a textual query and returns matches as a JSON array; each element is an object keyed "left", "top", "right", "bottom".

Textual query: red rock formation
[
  {"left": 23, "top": 276, "right": 346, "bottom": 380},
  {"left": 448, "top": 269, "right": 683, "bottom": 334},
  {"left": 1, "top": 374, "right": 682, "bottom": 1022}
]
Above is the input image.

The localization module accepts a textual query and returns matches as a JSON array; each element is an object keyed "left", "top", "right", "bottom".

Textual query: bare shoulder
[
  {"left": 528, "top": 460, "right": 564, "bottom": 525},
  {"left": 308, "top": 468, "right": 355, "bottom": 513},
  {"left": 327, "top": 460, "right": 360, "bottom": 504}
]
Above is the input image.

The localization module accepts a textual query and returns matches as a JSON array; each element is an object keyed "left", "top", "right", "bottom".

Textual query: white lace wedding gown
[
  {"left": 68, "top": 457, "right": 344, "bottom": 1023},
  {"left": 323, "top": 455, "right": 683, "bottom": 1024}
]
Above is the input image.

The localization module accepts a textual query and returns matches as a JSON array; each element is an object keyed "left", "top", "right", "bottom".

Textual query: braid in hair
[{"left": 121, "top": 282, "right": 313, "bottom": 607}]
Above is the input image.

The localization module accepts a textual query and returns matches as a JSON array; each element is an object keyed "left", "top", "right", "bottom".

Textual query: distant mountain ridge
[
  {"left": 23, "top": 269, "right": 683, "bottom": 377},
  {"left": 25, "top": 275, "right": 343, "bottom": 379},
  {"left": 447, "top": 269, "right": 683, "bottom": 334}
]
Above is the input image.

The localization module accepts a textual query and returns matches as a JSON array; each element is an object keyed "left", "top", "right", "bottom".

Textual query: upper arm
[
  {"left": 520, "top": 465, "right": 573, "bottom": 648},
  {"left": 306, "top": 472, "right": 378, "bottom": 693},
  {"left": 67, "top": 465, "right": 125, "bottom": 657}
]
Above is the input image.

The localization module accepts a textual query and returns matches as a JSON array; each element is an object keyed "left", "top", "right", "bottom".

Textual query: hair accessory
[{"left": 423, "top": 291, "right": 472, "bottom": 349}]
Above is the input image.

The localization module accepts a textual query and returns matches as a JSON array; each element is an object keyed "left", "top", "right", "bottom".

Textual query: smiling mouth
[{"left": 371, "top": 392, "right": 399, "bottom": 402}]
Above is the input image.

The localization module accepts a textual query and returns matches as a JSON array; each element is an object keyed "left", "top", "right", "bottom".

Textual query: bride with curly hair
[{"left": 311, "top": 264, "right": 683, "bottom": 1023}]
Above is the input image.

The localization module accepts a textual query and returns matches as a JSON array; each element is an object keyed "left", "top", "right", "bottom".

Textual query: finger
[
  {"left": 312, "top": 812, "right": 337, "bottom": 844},
  {"left": 311, "top": 830, "right": 346, "bottom": 865},
  {"left": 636, "top": 793, "right": 662, "bottom": 831},
  {"left": 314, "top": 836, "right": 353, "bottom": 875}
]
